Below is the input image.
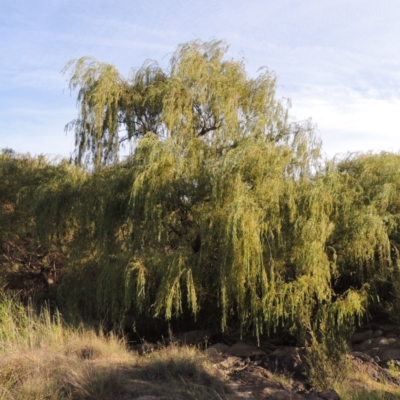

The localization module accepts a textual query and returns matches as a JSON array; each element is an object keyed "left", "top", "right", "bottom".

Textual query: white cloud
[{"left": 290, "top": 90, "right": 400, "bottom": 157}]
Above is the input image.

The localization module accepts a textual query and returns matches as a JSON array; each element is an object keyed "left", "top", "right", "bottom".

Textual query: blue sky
[{"left": 1, "top": 0, "right": 400, "bottom": 159}]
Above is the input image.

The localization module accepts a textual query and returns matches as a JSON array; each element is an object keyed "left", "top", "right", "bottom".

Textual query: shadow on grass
[
  {"left": 0, "top": 345, "right": 232, "bottom": 400},
  {"left": 127, "top": 345, "right": 231, "bottom": 400}
]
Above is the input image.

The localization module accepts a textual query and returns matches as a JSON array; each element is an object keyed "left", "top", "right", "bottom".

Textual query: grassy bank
[{"left": 1, "top": 296, "right": 400, "bottom": 399}]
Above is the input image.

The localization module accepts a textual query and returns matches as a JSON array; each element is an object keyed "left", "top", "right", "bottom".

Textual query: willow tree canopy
[
  {"left": 25, "top": 40, "right": 394, "bottom": 340},
  {"left": 64, "top": 40, "right": 315, "bottom": 168}
]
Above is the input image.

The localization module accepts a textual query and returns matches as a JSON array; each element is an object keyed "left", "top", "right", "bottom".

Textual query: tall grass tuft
[
  {"left": 0, "top": 295, "right": 64, "bottom": 349},
  {"left": 0, "top": 295, "right": 131, "bottom": 400}
]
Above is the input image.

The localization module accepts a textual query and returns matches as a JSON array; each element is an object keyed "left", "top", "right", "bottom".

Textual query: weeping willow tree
[{"left": 22, "top": 40, "right": 400, "bottom": 340}]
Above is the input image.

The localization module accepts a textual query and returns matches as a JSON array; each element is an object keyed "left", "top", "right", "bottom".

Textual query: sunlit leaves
[{"left": 4, "top": 41, "right": 400, "bottom": 341}]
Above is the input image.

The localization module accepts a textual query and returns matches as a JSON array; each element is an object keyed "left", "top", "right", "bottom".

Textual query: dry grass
[
  {"left": 136, "top": 344, "right": 229, "bottom": 399},
  {"left": 0, "top": 297, "right": 132, "bottom": 400},
  {"left": 3, "top": 296, "right": 400, "bottom": 399},
  {"left": 0, "top": 296, "right": 231, "bottom": 399},
  {"left": 338, "top": 388, "right": 400, "bottom": 400},
  {"left": 334, "top": 360, "right": 400, "bottom": 400}
]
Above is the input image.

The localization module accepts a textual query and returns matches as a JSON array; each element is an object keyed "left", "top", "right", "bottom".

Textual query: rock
[
  {"left": 316, "top": 391, "right": 341, "bottom": 400},
  {"left": 353, "top": 337, "right": 400, "bottom": 352},
  {"left": 363, "top": 347, "right": 380, "bottom": 358},
  {"left": 379, "top": 348, "right": 400, "bottom": 362},
  {"left": 247, "top": 365, "right": 275, "bottom": 380},
  {"left": 262, "top": 347, "right": 305, "bottom": 379},
  {"left": 205, "top": 347, "right": 219, "bottom": 357},
  {"left": 225, "top": 341, "right": 266, "bottom": 358},
  {"left": 207, "top": 342, "right": 230, "bottom": 354},
  {"left": 377, "top": 337, "right": 399, "bottom": 346},
  {"left": 373, "top": 329, "right": 383, "bottom": 338},
  {"left": 263, "top": 391, "right": 303, "bottom": 399},
  {"left": 304, "top": 394, "right": 320, "bottom": 400},
  {"left": 386, "top": 332, "right": 398, "bottom": 339},
  {"left": 377, "top": 324, "right": 400, "bottom": 336},
  {"left": 351, "top": 351, "right": 375, "bottom": 363},
  {"left": 353, "top": 339, "right": 372, "bottom": 351},
  {"left": 303, "top": 391, "right": 341, "bottom": 400},
  {"left": 352, "top": 351, "right": 397, "bottom": 382},
  {"left": 351, "top": 330, "right": 373, "bottom": 344},
  {"left": 217, "top": 356, "right": 247, "bottom": 370},
  {"left": 262, "top": 387, "right": 284, "bottom": 397}
]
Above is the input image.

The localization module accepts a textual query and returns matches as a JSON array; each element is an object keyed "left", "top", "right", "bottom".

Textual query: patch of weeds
[
  {"left": 304, "top": 326, "right": 352, "bottom": 391},
  {"left": 387, "top": 361, "right": 400, "bottom": 379}
]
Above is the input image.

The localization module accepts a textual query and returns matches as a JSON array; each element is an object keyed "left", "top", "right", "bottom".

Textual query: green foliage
[
  {"left": 3, "top": 40, "right": 400, "bottom": 345},
  {"left": 63, "top": 39, "right": 293, "bottom": 167},
  {"left": 304, "top": 310, "right": 353, "bottom": 391},
  {"left": 0, "top": 151, "right": 69, "bottom": 299}
]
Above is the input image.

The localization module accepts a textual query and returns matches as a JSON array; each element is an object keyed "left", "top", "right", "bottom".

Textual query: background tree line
[{"left": 1, "top": 40, "right": 400, "bottom": 344}]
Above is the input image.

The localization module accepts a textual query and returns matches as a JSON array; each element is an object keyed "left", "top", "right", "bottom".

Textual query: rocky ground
[{"left": 131, "top": 324, "right": 400, "bottom": 399}]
